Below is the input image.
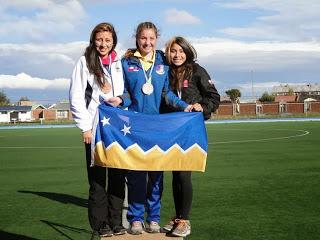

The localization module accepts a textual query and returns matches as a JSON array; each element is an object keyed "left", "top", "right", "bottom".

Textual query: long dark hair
[
  {"left": 124, "top": 21, "right": 159, "bottom": 59},
  {"left": 165, "top": 36, "right": 197, "bottom": 91},
  {"left": 84, "top": 23, "right": 118, "bottom": 88}
]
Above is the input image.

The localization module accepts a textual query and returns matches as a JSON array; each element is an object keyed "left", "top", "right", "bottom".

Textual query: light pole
[{"left": 251, "top": 70, "right": 254, "bottom": 100}]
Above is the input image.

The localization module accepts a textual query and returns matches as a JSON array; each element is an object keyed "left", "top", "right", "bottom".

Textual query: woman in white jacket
[{"left": 69, "top": 22, "right": 126, "bottom": 237}]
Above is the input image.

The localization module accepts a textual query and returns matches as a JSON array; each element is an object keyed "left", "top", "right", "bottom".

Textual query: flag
[{"left": 92, "top": 104, "right": 208, "bottom": 172}]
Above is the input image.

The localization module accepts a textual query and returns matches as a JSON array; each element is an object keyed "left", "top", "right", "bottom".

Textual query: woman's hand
[
  {"left": 184, "top": 105, "right": 193, "bottom": 112},
  {"left": 83, "top": 130, "right": 92, "bottom": 144},
  {"left": 106, "top": 97, "right": 122, "bottom": 107},
  {"left": 192, "top": 103, "right": 203, "bottom": 112}
]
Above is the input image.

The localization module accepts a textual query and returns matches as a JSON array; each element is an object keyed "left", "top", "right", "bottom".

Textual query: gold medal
[{"left": 142, "top": 82, "right": 154, "bottom": 95}]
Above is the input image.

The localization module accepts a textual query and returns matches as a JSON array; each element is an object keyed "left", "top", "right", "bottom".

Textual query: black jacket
[{"left": 160, "top": 63, "right": 220, "bottom": 120}]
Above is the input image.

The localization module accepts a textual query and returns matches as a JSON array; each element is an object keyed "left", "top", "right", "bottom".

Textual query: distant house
[
  {"left": 48, "top": 101, "right": 73, "bottom": 120},
  {"left": 0, "top": 106, "right": 32, "bottom": 123},
  {"left": 220, "top": 96, "right": 232, "bottom": 103},
  {"left": 272, "top": 83, "right": 320, "bottom": 102},
  {"left": 274, "top": 95, "right": 297, "bottom": 103}
]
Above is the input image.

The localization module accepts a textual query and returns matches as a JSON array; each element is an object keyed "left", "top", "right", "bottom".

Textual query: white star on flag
[
  {"left": 101, "top": 117, "right": 110, "bottom": 126},
  {"left": 121, "top": 124, "right": 131, "bottom": 136}
]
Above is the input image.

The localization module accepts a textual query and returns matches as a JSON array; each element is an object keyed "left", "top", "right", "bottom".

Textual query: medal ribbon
[
  {"left": 100, "top": 54, "right": 114, "bottom": 96},
  {"left": 141, "top": 53, "right": 155, "bottom": 85}
]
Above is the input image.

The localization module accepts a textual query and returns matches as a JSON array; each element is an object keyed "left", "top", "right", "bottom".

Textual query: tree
[
  {"left": 288, "top": 88, "right": 294, "bottom": 96},
  {"left": 225, "top": 89, "right": 241, "bottom": 102},
  {"left": 0, "top": 90, "right": 10, "bottom": 106},
  {"left": 259, "top": 92, "right": 275, "bottom": 102},
  {"left": 19, "top": 96, "right": 30, "bottom": 101}
]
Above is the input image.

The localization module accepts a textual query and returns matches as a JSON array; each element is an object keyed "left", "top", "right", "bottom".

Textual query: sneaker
[
  {"left": 129, "top": 221, "right": 143, "bottom": 235},
  {"left": 162, "top": 217, "right": 176, "bottom": 232},
  {"left": 145, "top": 221, "right": 160, "bottom": 233},
  {"left": 99, "top": 223, "right": 113, "bottom": 237},
  {"left": 113, "top": 225, "right": 126, "bottom": 235},
  {"left": 171, "top": 219, "right": 191, "bottom": 237}
]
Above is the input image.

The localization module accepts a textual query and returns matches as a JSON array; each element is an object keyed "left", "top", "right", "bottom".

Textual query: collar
[
  {"left": 101, "top": 50, "right": 117, "bottom": 65},
  {"left": 134, "top": 50, "right": 155, "bottom": 71}
]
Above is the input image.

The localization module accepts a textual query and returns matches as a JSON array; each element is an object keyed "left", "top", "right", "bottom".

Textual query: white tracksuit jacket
[{"left": 69, "top": 55, "right": 124, "bottom": 132}]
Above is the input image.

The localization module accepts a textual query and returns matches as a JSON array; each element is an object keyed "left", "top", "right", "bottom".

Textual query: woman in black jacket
[{"left": 161, "top": 36, "right": 220, "bottom": 237}]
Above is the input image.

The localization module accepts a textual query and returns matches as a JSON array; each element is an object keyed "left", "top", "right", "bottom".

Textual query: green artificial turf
[{"left": 0, "top": 121, "right": 319, "bottom": 240}]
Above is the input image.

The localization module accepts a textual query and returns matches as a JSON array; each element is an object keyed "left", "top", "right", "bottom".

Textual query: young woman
[
  {"left": 162, "top": 36, "right": 220, "bottom": 237},
  {"left": 69, "top": 22, "right": 126, "bottom": 237},
  {"left": 107, "top": 22, "right": 196, "bottom": 235}
]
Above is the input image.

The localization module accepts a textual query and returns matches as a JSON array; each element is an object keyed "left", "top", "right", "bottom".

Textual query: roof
[
  {"left": 304, "top": 98, "right": 317, "bottom": 102},
  {"left": 274, "top": 95, "right": 297, "bottom": 102},
  {"left": 49, "top": 101, "right": 70, "bottom": 110},
  {"left": 31, "top": 104, "right": 46, "bottom": 110},
  {"left": 273, "top": 83, "right": 320, "bottom": 93},
  {"left": 220, "top": 96, "right": 231, "bottom": 103},
  {"left": 0, "top": 106, "right": 32, "bottom": 111}
]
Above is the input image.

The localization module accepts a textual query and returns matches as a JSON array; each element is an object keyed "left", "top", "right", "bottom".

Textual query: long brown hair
[
  {"left": 165, "top": 36, "right": 197, "bottom": 91},
  {"left": 84, "top": 23, "right": 118, "bottom": 88},
  {"left": 124, "top": 22, "right": 160, "bottom": 59}
]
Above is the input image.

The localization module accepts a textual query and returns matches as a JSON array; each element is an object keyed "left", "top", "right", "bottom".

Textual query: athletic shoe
[
  {"left": 162, "top": 217, "right": 176, "bottom": 232},
  {"left": 171, "top": 219, "right": 191, "bottom": 237},
  {"left": 129, "top": 221, "right": 143, "bottom": 235},
  {"left": 99, "top": 223, "right": 113, "bottom": 237},
  {"left": 113, "top": 225, "right": 126, "bottom": 235},
  {"left": 145, "top": 221, "right": 161, "bottom": 233}
]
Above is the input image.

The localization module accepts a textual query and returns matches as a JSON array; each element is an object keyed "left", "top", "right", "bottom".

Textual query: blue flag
[{"left": 92, "top": 104, "right": 208, "bottom": 172}]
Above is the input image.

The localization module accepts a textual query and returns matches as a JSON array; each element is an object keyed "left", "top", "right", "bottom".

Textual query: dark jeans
[
  {"left": 172, "top": 171, "right": 192, "bottom": 220},
  {"left": 85, "top": 144, "right": 126, "bottom": 231}
]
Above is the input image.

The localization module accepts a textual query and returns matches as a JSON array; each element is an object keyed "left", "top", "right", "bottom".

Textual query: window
[{"left": 57, "top": 110, "right": 68, "bottom": 119}]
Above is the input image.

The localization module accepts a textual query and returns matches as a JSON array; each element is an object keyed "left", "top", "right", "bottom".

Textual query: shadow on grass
[
  {"left": 18, "top": 190, "right": 87, "bottom": 208},
  {"left": 41, "top": 220, "right": 95, "bottom": 240},
  {"left": 0, "top": 230, "right": 41, "bottom": 240}
]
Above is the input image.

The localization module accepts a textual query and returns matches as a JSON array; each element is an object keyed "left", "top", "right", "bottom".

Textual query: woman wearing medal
[
  {"left": 69, "top": 22, "right": 127, "bottom": 237},
  {"left": 160, "top": 36, "right": 220, "bottom": 237},
  {"left": 106, "top": 22, "right": 196, "bottom": 235}
]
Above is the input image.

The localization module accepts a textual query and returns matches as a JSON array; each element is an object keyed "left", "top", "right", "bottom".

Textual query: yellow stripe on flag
[{"left": 93, "top": 141, "right": 207, "bottom": 172}]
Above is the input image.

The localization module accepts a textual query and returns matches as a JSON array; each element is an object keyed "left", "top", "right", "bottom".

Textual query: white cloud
[
  {"left": 190, "top": 37, "right": 320, "bottom": 71},
  {"left": 0, "top": 0, "right": 86, "bottom": 42},
  {"left": 186, "top": 37, "right": 320, "bottom": 97},
  {"left": 217, "top": 0, "right": 320, "bottom": 41},
  {"left": 0, "top": 73, "right": 69, "bottom": 89},
  {"left": 165, "top": 8, "right": 201, "bottom": 25},
  {"left": 0, "top": 42, "right": 87, "bottom": 78}
]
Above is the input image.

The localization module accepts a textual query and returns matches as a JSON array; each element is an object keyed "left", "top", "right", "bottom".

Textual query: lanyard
[
  {"left": 100, "top": 55, "right": 114, "bottom": 96},
  {"left": 103, "top": 55, "right": 112, "bottom": 75},
  {"left": 141, "top": 55, "right": 155, "bottom": 84},
  {"left": 177, "top": 90, "right": 182, "bottom": 99}
]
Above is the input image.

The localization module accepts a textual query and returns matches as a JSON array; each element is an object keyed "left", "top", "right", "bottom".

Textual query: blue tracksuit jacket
[
  {"left": 121, "top": 50, "right": 188, "bottom": 114},
  {"left": 120, "top": 50, "right": 188, "bottom": 223}
]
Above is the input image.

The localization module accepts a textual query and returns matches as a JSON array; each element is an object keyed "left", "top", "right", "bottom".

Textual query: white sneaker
[
  {"left": 129, "top": 221, "right": 143, "bottom": 235},
  {"left": 171, "top": 219, "right": 191, "bottom": 237},
  {"left": 145, "top": 221, "right": 160, "bottom": 233}
]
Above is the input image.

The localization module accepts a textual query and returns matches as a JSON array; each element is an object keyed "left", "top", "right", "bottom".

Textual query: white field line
[
  {"left": 0, "top": 130, "right": 310, "bottom": 148},
  {"left": 209, "top": 129, "right": 309, "bottom": 145}
]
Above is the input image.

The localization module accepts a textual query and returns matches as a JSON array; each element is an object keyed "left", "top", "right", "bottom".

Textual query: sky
[{"left": 0, "top": 0, "right": 320, "bottom": 104}]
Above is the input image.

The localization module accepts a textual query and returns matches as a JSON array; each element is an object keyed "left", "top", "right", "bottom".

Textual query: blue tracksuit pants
[{"left": 127, "top": 170, "right": 163, "bottom": 223}]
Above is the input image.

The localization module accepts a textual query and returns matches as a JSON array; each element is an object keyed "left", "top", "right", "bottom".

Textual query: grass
[{"left": 0, "top": 121, "right": 320, "bottom": 240}]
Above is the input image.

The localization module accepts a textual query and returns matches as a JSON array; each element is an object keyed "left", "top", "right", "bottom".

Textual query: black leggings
[
  {"left": 85, "top": 144, "right": 126, "bottom": 230},
  {"left": 172, "top": 171, "right": 192, "bottom": 220}
]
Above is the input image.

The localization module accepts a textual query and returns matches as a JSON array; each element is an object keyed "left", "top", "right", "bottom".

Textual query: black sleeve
[{"left": 194, "top": 65, "right": 220, "bottom": 120}]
